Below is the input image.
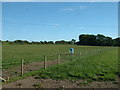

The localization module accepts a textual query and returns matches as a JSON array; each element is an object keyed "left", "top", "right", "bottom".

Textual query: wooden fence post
[
  {"left": 21, "top": 59, "right": 24, "bottom": 77},
  {"left": 7, "top": 76, "right": 9, "bottom": 81},
  {"left": 44, "top": 56, "right": 47, "bottom": 69},
  {"left": 58, "top": 54, "right": 61, "bottom": 65}
]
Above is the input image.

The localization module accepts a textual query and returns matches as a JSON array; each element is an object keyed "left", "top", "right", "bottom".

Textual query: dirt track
[
  {"left": 2, "top": 59, "right": 65, "bottom": 80},
  {"left": 2, "top": 59, "right": 119, "bottom": 88},
  {"left": 3, "top": 76, "right": 119, "bottom": 88}
]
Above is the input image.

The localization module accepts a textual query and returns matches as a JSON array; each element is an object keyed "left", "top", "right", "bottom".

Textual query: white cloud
[
  {"left": 61, "top": 8, "right": 74, "bottom": 12},
  {"left": 61, "top": 6, "right": 88, "bottom": 12}
]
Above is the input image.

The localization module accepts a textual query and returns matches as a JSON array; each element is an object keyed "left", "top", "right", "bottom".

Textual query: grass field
[
  {"left": 2, "top": 44, "right": 112, "bottom": 69},
  {"left": 2, "top": 44, "right": 119, "bottom": 85},
  {"left": 35, "top": 48, "right": 119, "bottom": 82}
]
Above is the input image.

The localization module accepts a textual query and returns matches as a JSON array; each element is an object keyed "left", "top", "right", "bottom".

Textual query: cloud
[
  {"left": 61, "top": 8, "right": 74, "bottom": 12},
  {"left": 61, "top": 6, "right": 88, "bottom": 12}
]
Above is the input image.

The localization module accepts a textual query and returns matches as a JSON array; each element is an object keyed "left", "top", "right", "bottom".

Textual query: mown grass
[{"left": 2, "top": 44, "right": 109, "bottom": 69}]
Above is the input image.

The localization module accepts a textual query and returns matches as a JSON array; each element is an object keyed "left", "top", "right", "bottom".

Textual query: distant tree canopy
[
  {"left": 1, "top": 34, "right": 120, "bottom": 46},
  {"left": 55, "top": 40, "right": 75, "bottom": 45},
  {"left": 2, "top": 39, "right": 76, "bottom": 45},
  {"left": 77, "top": 34, "right": 120, "bottom": 46}
]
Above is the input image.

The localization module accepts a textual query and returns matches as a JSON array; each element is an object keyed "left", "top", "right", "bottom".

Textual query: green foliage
[{"left": 78, "top": 34, "right": 119, "bottom": 46}]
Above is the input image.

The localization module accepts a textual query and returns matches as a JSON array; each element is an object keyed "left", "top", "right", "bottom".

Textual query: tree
[
  {"left": 48, "top": 41, "right": 54, "bottom": 44},
  {"left": 113, "top": 38, "right": 120, "bottom": 46},
  {"left": 44, "top": 41, "right": 48, "bottom": 44},
  {"left": 104, "top": 37, "right": 113, "bottom": 46},
  {"left": 14, "top": 40, "right": 23, "bottom": 44},
  {"left": 55, "top": 40, "right": 66, "bottom": 44},
  {"left": 40, "top": 41, "right": 44, "bottom": 44},
  {"left": 78, "top": 34, "right": 115, "bottom": 46},
  {"left": 79, "top": 34, "right": 96, "bottom": 45},
  {"left": 71, "top": 39, "right": 76, "bottom": 45}
]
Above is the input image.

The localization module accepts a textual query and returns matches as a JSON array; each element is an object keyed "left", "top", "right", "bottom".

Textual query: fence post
[
  {"left": 21, "top": 59, "right": 24, "bottom": 77},
  {"left": 58, "top": 54, "right": 61, "bottom": 65},
  {"left": 44, "top": 56, "right": 47, "bottom": 69},
  {"left": 7, "top": 76, "right": 9, "bottom": 81}
]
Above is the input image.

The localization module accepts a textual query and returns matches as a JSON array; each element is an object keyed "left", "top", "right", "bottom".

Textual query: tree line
[
  {"left": 1, "top": 34, "right": 119, "bottom": 46},
  {"left": 77, "top": 34, "right": 120, "bottom": 46},
  {"left": 1, "top": 39, "right": 76, "bottom": 45}
]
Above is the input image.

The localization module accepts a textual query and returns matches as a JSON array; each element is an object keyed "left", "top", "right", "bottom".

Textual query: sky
[
  {"left": 1, "top": 0, "right": 120, "bottom": 2},
  {"left": 2, "top": 2, "right": 118, "bottom": 42}
]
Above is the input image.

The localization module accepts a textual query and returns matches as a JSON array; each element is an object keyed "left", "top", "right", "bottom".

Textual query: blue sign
[{"left": 69, "top": 48, "right": 74, "bottom": 54}]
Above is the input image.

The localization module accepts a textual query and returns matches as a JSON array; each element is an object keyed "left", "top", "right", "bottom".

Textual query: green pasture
[
  {"left": 2, "top": 44, "right": 119, "bottom": 83},
  {"left": 36, "top": 48, "right": 119, "bottom": 82},
  {"left": 2, "top": 44, "right": 116, "bottom": 69}
]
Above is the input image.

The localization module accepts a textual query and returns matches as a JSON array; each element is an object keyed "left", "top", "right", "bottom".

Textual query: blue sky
[{"left": 2, "top": 2, "right": 118, "bottom": 42}]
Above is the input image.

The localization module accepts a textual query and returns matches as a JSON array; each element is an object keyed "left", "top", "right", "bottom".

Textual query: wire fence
[{"left": 2, "top": 47, "right": 114, "bottom": 81}]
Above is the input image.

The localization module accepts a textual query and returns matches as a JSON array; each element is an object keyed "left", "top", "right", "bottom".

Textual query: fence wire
[{"left": 2, "top": 47, "right": 114, "bottom": 81}]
